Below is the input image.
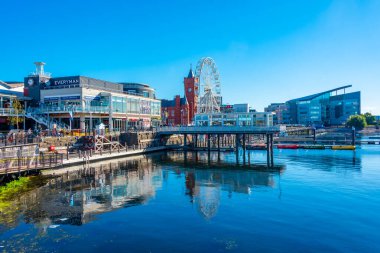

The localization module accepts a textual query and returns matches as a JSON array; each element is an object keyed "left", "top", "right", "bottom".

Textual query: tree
[
  {"left": 364, "top": 112, "right": 376, "bottom": 125},
  {"left": 346, "top": 115, "right": 367, "bottom": 130},
  {"left": 8, "top": 98, "right": 24, "bottom": 130}
]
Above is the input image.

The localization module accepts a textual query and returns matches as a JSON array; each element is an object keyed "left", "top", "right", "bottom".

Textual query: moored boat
[
  {"left": 246, "top": 144, "right": 267, "bottom": 150},
  {"left": 301, "top": 145, "right": 325, "bottom": 150},
  {"left": 331, "top": 145, "right": 356, "bottom": 150},
  {"left": 277, "top": 144, "right": 299, "bottom": 149}
]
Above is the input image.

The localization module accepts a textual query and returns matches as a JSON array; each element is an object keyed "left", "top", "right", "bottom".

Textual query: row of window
[{"left": 88, "top": 96, "right": 160, "bottom": 115}]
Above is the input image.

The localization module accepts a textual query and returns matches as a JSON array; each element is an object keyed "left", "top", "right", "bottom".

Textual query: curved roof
[{"left": 288, "top": 85, "right": 352, "bottom": 102}]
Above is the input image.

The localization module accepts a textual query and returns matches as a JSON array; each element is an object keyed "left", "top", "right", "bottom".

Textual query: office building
[{"left": 265, "top": 85, "right": 360, "bottom": 126}]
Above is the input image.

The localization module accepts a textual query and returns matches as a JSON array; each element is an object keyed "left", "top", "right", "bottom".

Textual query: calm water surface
[{"left": 1, "top": 146, "right": 380, "bottom": 253}]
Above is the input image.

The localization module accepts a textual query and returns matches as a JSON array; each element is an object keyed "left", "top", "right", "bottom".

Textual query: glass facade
[
  {"left": 276, "top": 88, "right": 360, "bottom": 126},
  {"left": 194, "top": 112, "right": 273, "bottom": 127}
]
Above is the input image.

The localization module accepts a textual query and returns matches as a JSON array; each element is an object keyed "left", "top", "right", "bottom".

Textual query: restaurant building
[{"left": 24, "top": 62, "right": 161, "bottom": 132}]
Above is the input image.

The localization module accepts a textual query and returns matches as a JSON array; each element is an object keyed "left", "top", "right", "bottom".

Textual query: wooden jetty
[{"left": 156, "top": 126, "right": 283, "bottom": 167}]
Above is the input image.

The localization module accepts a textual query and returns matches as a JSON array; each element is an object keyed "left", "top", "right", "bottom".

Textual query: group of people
[{"left": 1, "top": 127, "right": 67, "bottom": 144}]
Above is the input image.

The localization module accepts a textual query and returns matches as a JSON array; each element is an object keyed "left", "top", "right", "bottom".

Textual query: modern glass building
[{"left": 266, "top": 85, "right": 360, "bottom": 126}]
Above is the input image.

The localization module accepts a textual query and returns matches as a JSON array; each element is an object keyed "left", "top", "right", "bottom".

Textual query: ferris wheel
[{"left": 195, "top": 57, "right": 222, "bottom": 114}]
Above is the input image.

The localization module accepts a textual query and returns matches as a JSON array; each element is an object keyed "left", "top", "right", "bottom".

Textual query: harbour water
[{"left": 1, "top": 147, "right": 380, "bottom": 252}]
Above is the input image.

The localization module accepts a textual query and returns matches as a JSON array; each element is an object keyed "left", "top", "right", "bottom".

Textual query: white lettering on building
[{"left": 54, "top": 79, "right": 80, "bottom": 86}]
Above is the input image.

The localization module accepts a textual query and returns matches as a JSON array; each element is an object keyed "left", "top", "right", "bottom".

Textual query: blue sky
[{"left": 1, "top": 0, "right": 379, "bottom": 114}]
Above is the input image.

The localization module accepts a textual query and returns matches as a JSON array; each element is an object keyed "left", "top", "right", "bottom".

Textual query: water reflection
[
  {"left": 157, "top": 151, "right": 282, "bottom": 219},
  {"left": 37, "top": 158, "right": 162, "bottom": 227},
  {"left": 0, "top": 152, "right": 282, "bottom": 233},
  {"left": 0, "top": 157, "right": 162, "bottom": 234},
  {"left": 184, "top": 169, "right": 277, "bottom": 219},
  {"left": 277, "top": 149, "right": 362, "bottom": 173}
]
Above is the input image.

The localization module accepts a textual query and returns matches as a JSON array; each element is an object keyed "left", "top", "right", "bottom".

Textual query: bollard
[{"left": 352, "top": 127, "right": 356, "bottom": 146}]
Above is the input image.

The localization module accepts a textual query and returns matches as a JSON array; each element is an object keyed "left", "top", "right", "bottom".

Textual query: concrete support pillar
[
  {"left": 184, "top": 134, "right": 187, "bottom": 147},
  {"left": 266, "top": 134, "right": 270, "bottom": 168},
  {"left": 80, "top": 115, "right": 86, "bottom": 132},
  {"left": 207, "top": 134, "right": 211, "bottom": 152},
  {"left": 270, "top": 134, "right": 274, "bottom": 167},
  {"left": 235, "top": 134, "right": 239, "bottom": 164},
  {"left": 23, "top": 101, "right": 27, "bottom": 131},
  {"left": 217, "top": 134, "right": 220, "bottom": 152},
  {"left": 89, "top": 114, "right": 93, "bottom": 133},
  {"left": 243, "top": 134, "right": 246, "bottom": 164},
  {"left": 109, "top": 95, "right": 113, "bottom": 132},
  {"left": 217, "top": 134, "right": 221, "bottom": 161},
  {"left": 109, "top": 117, "right": 113, "bottom": 132},
  {"left": 194, "top": 134, "right": 197, "bottom": 148}
]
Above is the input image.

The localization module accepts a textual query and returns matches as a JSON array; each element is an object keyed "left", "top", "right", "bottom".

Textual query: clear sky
[{"left": 1, "top": 0, "right": 379, "bottom": 114}]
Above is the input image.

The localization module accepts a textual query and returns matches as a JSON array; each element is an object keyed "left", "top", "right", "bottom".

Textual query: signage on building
[
  {"left": 44, "top": 94, "right": 81, "bottom": 101},
  {"left": 84, "top": 95, "right": 101, "bottom": 101},
  {"left": 44, "top": 97, "right": 59, "bottom": 101},
  {"left": 50, "top": 77, "right": 80, "bottom": 87},
  {"left": 61, "top": 95, "right": 81, "bottom": 100}
]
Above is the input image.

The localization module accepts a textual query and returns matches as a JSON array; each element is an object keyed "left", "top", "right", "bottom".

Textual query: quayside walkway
[
  {"left": 0, "top": 143, "right": 64, "bottom": 177},
  {"left": 0, "top": 125, "right": 285, "bottom": 178},
  {"left": 61, "top": 145, "right": 168, "bottom": 167},
  {"left": 0, "top": 143, "right": 170, "bottom": 180}
]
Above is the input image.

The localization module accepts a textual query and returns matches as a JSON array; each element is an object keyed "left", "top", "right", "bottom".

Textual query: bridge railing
[{"left": 156, "top": 125, "right": 284, "bottom": 133}]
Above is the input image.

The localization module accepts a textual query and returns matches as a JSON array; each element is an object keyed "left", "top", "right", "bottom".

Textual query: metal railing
[
  {"left": 26, "top": 108, "right": 70, "bottom": 130},
  {"left": 156, "top": 125, "right": 284, "bottom": 134},
  {"left": 29, "top": 105, "right": 160, "bottom": 116},
  {"left": 0, "top": 152, "right": 64, "bottom": 175},
  {"left": 0, "top": 108, "right": 25, "bottom": 116}
]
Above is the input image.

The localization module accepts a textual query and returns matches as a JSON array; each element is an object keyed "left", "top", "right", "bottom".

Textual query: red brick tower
[{"left": 184, "top": 67, "right": 198, "bottom": 123}]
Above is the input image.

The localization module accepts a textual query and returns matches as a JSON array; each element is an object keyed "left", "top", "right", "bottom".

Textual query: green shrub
[{"left": 346, "top": 115, "right": 367, "bottom": 130}]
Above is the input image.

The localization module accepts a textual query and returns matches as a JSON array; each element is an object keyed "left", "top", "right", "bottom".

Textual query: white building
[{"left": 194, "top": 112, "right": 273, "bottom": 127}]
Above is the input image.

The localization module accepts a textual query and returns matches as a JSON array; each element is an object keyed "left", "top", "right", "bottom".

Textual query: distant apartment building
[
  {"left": 233, "top": 103, "right": 250, "bottom": 113},
  {"left": 264, "top": 103, "right": 287, "bottom": 125},
  {"left": 265, "top": 85, "right": 360, "bottom": 126}
]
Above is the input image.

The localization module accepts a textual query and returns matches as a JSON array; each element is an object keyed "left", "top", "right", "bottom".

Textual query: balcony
[{"left": 0, "top": 108, "right": 25, "bottom": 116}]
